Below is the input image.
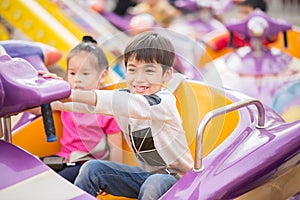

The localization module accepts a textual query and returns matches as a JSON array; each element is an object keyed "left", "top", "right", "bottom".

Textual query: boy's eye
[
  {"left": 69, "top": 72, "right": 76, "bottom": 75},
  {"left": 145, "top": 69, "right": 155, "bottom": 73},
  {"left": 83, "top": 72, "right": 90, "bottom": 76}
]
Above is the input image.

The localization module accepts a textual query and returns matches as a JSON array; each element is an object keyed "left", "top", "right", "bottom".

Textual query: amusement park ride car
[{"left": 0, "top": 37, "right": 299, "bottom": 199}]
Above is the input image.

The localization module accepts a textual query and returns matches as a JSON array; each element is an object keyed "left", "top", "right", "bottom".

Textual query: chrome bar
[
  {"left": 193, "top": 99, "right": 265, "bottom": 172},
  {"left": 3, "top": 116, "right": 12, "bottom": 143},
  {"left": 0, "top": 117, "right": 3, "bottom": 139}
]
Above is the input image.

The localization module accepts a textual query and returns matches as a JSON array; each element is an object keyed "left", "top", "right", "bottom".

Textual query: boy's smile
[{"left": 126, "top": 58, "right": 172, "bottom": 95}]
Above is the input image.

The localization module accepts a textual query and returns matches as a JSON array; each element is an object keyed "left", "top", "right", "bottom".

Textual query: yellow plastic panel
[
  {"left": 269, "top": 27, "right": 300, "bottom": 59},
  {"left": 0, "top": 0, "right": 79, "bottom": 68},
  {"left": 0, "top": 23, "right": 10, "bottom": 40},
  {"left": 174, "top": 80, "right": 239, "bottom": 158},
  {"left": 34, "top": 0, "right": 119, "bottom": 78},
  {"left": 12, "top": 111, "right": 63, "bottom": 157},
  {"left": 36, "top": 0, "right": 87, "bottom": 40}
]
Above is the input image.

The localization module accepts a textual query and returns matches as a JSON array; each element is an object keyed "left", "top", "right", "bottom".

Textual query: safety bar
[
  {"left": 193, "top": 99, "right": 265, "bottom": 172},
  {"left": 1, "top": 117, "right": 12, "bottom": 143}
]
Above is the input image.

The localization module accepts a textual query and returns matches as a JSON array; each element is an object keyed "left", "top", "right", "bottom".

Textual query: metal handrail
[
  {"left": 1, "top": 116, "right": 12, "bottom": 143},
  {"left": 193, "top": 99, "right": 265, "bottom": 172}
]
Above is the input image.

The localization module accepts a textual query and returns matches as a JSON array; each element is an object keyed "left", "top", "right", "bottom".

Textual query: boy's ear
[
  {"left": 96, "top": 69, "right": 108, "bottom": 89},
  {"left": 163, "top": 67, "right": 173, "bottom": 83}
]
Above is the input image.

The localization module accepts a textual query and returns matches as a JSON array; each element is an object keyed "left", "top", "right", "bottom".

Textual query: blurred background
[{"left": 224, "top": 0, "right": 299, "bottom": 25}]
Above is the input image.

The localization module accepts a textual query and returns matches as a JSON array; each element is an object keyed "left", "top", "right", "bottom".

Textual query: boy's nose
[{"left": 135, "top": 71, "right": 145, "bottom": 81}]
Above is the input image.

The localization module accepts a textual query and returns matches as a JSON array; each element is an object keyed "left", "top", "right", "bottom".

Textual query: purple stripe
[{"left": 0, "top": 140, "right": 49, "bottom": 189}]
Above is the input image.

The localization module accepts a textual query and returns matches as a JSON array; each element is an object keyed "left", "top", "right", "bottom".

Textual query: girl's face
[
  {"left": 125, "top": 57, "right": 172, "bottom": 95},
  {"left": 67, "top": 51, "right": 107, "bottom": 90}
]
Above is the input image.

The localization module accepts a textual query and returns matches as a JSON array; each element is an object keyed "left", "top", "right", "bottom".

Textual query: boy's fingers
[
  {"left": 37, "top": 70, "right": 63, "bottom": 80},
  {"left": 37, "top": 70, "right": 46, "bottom": 74},
  {"left": 98, "top": 189, "right": 107, "bottom": 196}
]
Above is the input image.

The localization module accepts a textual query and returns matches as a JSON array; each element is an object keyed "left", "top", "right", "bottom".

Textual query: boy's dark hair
[
  {"left": 67, "top": 35, "right": 108, "bottom": 72},
  {"left": 124, "top": 31, "right": 175, "bottom": 73},
  {"left": 240, "top": 0, "right": 268, "bottom": 12}
]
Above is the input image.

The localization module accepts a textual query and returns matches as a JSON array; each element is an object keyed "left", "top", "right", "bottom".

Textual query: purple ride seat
[
  {"left": 0, "top": 139, "right": 97, "bottom": 199},
  {"left": 0, "top": 54, "right": 71, "bottom": 117}
]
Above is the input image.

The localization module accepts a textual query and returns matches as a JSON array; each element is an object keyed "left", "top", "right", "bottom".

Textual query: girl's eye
[
  {"left": 83, "top": 73, "right": 89, "bottom": 76},
  {"left": 69, "top": 72, "right": 76, "bottom": 75}
]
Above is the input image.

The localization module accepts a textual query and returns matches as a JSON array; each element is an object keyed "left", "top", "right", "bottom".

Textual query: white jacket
[{"left": 53, "top": 89, "right": 193, "bottom": 174}]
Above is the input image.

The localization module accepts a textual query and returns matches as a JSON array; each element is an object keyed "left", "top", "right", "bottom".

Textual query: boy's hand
[
  {"left": 97, "top": 189, "right": 107, "bottom": 196},
  {"left": 59, "top": 91, "right": 73, "bottom": 103},
  {"left": 38, "top": 70, "right": 63, "bottom": 80},
  {"left": 38, "top": 70, "right": 72, "bottom": 102}
]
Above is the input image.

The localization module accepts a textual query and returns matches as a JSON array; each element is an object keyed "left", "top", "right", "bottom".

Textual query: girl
[{"left": 42, "top": 36, "right": 122, "bottom": 183}]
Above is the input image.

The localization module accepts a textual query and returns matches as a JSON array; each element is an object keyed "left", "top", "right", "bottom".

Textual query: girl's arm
[{"left": 107, "top": 131, "right": 123, "bottom": 163}]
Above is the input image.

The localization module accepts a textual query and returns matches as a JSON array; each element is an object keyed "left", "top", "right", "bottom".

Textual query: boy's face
[
  {"left": 125, "top": 58, "right": 172, "bottom": 95},
  {"left": 238, "top": 5, "right": 255, "bottom": 19},
  {"left": 67, "top": 51, "right": 107, "bottom": 90}
]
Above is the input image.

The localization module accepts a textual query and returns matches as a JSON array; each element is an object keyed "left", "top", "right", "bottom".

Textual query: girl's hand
[
  {"left": 38, "top": 70, "right": 63, "bottom": 80},
  {"left": 26, "top": 107, "right": 42, "bottom": 115}
]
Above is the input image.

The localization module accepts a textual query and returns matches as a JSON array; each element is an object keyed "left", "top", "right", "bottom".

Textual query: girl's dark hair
[
  {"left": 240, "top": 0, "right": 268, "bottom": 12},
  {"left": 124, "top": 31, "right": 175, "bottom": 73},
  {"left": 82, "top": 35, "right": 98, "bottom": 44},
  {"left": 67, "top": 35, "right": 108, "bottom": 72}
]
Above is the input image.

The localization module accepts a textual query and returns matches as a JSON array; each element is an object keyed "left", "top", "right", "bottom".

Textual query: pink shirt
[{"left": 56, "top": 111, "right": 120, "bottom": 159}]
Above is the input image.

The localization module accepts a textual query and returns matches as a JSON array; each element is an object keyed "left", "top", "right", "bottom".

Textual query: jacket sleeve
[{"left": 94, "top": 89, "right": 177, "bottom": 121}]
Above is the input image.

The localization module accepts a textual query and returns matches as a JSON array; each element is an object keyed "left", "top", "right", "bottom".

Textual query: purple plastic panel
[
  {"left": 0, "top": 40, "right": 45, "bottom": 62},
  {"left": 0, "top": 140, "right": 98, "bottom": 199},
  {"left": 101, "top": 10, "right": 131, "bottom": 31},
  {"left": 173, "top": 0, "right": 233, "bottom": 14},
  {"left": 0, "top": 140, "right": 49, "bottom": 190},
  {"left": 160, "top": 100, "right": 300, "bottom": 199},
  {"left": 226, "top": 9, "right": 292, "bottom": 38},
  {"left": 0, "top": 55, "right": 71, "bottom": 117},
  {"left": 0, "top": 40, "right": 62, "bottom": 70}
]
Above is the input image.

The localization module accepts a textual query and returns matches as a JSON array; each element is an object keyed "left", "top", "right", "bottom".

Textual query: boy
[{"left": 51, "top": 31, "right": 193, "bottom": 199}]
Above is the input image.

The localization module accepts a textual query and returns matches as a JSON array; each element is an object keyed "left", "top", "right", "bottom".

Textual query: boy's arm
[
  {"left": 51, "top": 90, "right": 98, "bottom": 112},
  {"left": 70, "top": 90, "right": 97, "bottom": 106},
  {"left": 54, "top": 89, "right": 177, "bottom": 121}
]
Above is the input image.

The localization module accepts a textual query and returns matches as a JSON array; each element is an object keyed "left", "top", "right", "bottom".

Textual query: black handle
[
  {"left": 283, "top": 31, "right": 288, "bottom": 49},
  {"left": 229, "top": 31, "right": 233, "bottom": 48},
  {"left": 41, "top": 104, "right": 57, "bottom": 142}
]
